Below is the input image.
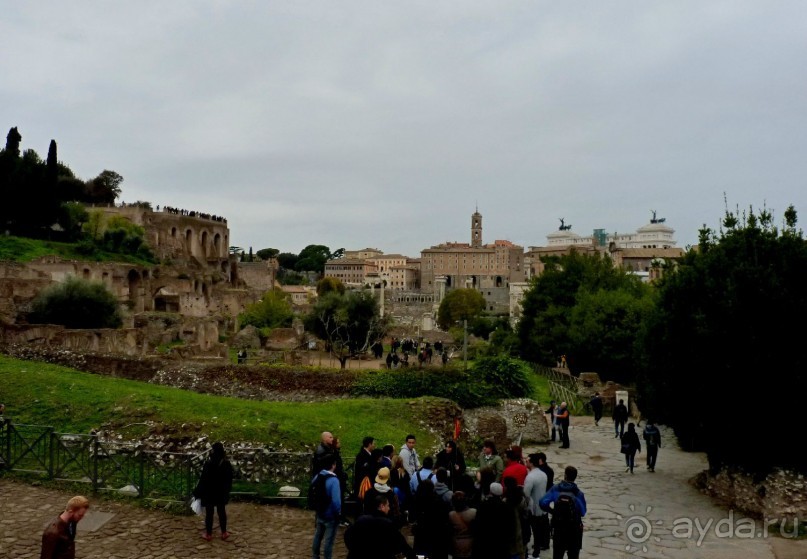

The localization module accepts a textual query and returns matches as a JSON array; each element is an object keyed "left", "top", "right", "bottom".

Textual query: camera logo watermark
[{"left": 616, "top": 504, "right": 801, "bottom": 553}]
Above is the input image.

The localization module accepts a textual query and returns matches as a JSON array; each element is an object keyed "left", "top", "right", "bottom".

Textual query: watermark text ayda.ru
[{"left": 624, "top": 508, "right": 801, "bottom": 547}]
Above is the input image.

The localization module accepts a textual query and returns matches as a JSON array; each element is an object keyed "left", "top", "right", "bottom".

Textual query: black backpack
[
  {"left": 308, "top": 473, "right": 331, "bottom": 515},
  {"left": 551, "top": 489, "right": 582, "bottom": 537}
]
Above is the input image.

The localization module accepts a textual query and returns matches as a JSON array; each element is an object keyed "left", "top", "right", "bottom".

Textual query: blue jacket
[
  {"left": 313, "top": 470, "right": 342, "bottom": 520},
  {"left": 538, "top": 480, "right": 587, "bottom": 517}
]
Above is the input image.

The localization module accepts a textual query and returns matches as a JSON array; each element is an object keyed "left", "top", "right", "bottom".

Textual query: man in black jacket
[{"left": 344, "top": 494, "right": 416, "bottom": 559}]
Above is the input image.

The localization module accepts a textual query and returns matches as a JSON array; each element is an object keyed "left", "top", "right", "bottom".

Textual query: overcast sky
[{"left": 2, "top": 2, "right": 805, "bottom": 256}]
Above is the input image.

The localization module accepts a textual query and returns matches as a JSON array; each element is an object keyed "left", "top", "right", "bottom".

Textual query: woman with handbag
[
  {"left": 620, "top": 423, "right": 642, "bottom": 474},
  {"left": 193, "top": 442, "right": 234, "bottom": 540}
]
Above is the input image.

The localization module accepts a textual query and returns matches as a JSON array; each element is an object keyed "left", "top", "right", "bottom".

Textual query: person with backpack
[
  {"left": 311, "top": 454, "right": 342, "bottom": 559},
  {"left": 539, "top": 465, "right": 587, "bottom": 559},
  {"left": 642, "top": 419, "right": 662, "bottom": 472},
  {"left": 410, "top": 456, "right": 435, "bottom": 494}
]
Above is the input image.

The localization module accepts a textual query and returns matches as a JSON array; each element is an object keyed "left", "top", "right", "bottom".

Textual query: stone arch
[
  {"left": 213, "top": 233, "right": 222, "bottom": 258},
  {"left": 83, "top": 268, "right": 91, "bottom": 280},
  {"left": 496, "top": 275, "right": 503, "bottom": 287},
  {"left": 200, "top": 230, "right": 209, "bottom": 259},
  {"left": 171, "top": 227, "right": 177, "bottom": 238},
  {"left": 185, "top": 229, "right": 195, "bottom": 257}
]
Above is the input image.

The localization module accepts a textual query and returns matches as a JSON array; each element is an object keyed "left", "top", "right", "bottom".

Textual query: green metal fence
[
  {"left": 530, "top": 362, "right": 586, "bottom": 414},
  {"left": 0, "top": 421, "right": 315, "bottom": 505}
]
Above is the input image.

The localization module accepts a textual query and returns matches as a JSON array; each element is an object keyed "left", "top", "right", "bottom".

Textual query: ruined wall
[{"left": 696, "top": 467, "right": 807, "bottom": 524}]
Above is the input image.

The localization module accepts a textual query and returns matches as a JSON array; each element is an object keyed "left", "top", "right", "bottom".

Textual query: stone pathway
[
  {"left": 2, "top": 416, "right": 805, "bottom": 558},
  {"left": 521, "top": 418, "right": 807, "bottom": 559}
]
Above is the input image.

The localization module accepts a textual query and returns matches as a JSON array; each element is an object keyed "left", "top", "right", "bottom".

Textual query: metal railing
[
  {"left": 530, "top": 362, "right": 586, "bottom": 414},
  {"left": 0, "top": 421, "right": 316, "bottom": 504}
]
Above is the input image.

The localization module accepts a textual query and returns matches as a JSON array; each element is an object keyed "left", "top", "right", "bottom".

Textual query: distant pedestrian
[
  {"left": 556, "top": 402, "right": 571, "bottom": 448},
  {"left": 613, "top": 399, "right": 628, "bottom": 438},
  {"left": 589, "top": 392, "right": 604, "bottom": 426},
  {"left": 545, "top": 401, "right": 557, "bottom": 442},
  {"left": 620, "top": 423, "right": 642, "bottom": 474},
  {"left": 40, "top": 495, "right": 90, "bottom": 559},
  {"left": 642, "top": 419, "right": 662, "bottom": 472},
  {"left": 193, "top": 442, "right": 234, "bottom": 541}
]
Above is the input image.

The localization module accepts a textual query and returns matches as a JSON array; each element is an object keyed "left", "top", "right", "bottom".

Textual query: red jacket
[{"left": 502, "top": 461, "right": 528, "bottom": 486}]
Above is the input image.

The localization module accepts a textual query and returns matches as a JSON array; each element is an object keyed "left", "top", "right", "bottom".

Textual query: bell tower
[{"left": 471, "top": 208, "right": 482, "bottom": 248}]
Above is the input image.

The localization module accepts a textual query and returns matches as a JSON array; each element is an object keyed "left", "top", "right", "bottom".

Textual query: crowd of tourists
[{"left": 310, "top": 431, "right": 587, "bottom": 559}]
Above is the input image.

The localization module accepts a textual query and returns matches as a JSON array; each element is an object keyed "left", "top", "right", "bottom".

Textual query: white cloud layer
[{"left": 2, "top": 1, "right": 805, "bottom": 254}]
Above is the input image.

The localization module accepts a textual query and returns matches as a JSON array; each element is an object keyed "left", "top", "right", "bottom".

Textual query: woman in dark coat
[
  {"left": 435, "top": 440, "right": 467, "bottom": 490},
  {"left": 193, "top": 441, "right": 234, "bottom": 540},
  {"left": 620, "top": 423, "right": 642, "bottom": 474}
]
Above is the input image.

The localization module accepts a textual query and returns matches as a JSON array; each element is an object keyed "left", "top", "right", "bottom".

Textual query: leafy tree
[
  {"left": 57, "top": 202, "right": 89, "bottom": 241},
  {"left": 295, "top": 244, "right": 343, "bottom": 275},
  {"left": 83, "top": 210, "right": 106, "bottom": 240},
  {"left": 635, "top": 205, "right": 807, "bottom": 473},
  {"left": 277, "top": 269, "right": 308, "bottom": 285},
  {"left": 437, "top": 288, "right": 486, "bottom": 330},
  {"left": 30, "top": 276, "right": 122, "bottom": 329},
  {"left": 5, "top": 127, "right": 21, "bottom": 157},
  {"left": 256, "top": 248, "right": 280, "bottom": 260},
  {"left": 567, "top": 286, "right": 653, "bottom": 383},
  {"left": 316, "top": 277, "right": 346, "bottom": 296},
  {"left": 276, "top": 252, "right": 299, "bottom": 270},
  {"left": 306, "top": 289, "right": 389, "bottom": 368},
  {"left": 239, "top": 289, "right": 294, "bottom": 330},
  {"left": 516, "top": 250, "right": 643, "bottom": 370},
  {"left": 86, "top": 169, "right": 123, "bottom": 203}
]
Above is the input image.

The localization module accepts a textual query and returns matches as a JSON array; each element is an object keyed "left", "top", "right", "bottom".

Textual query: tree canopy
[
  {"left": 437, "top": 288, "right": 486, "bottom": 330},
  {"left": 305, "top": 289, "right": 389, "bottom": 368},
  {"left": 0, "top": 126, "right": 123, "bottom": 239},
  {"left": 295, "top": 244, "right": 344, "bottom": 275},
  {"left": 239, "top": 288, "right": 294, "bottom": 331},
  {"left": 635, "top": 205, "right": 807, "bottom": 473},
  {"left": 516, "top": 250, "right": 648, "bottom": 381}
]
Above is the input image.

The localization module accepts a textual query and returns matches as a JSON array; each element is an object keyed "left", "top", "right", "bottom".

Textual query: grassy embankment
[
  {"left": 0, "top": 354, "right": 553, "bottom": 454},
  {"left": 0, "top": 235, "right": 153, "bottom": 265}
]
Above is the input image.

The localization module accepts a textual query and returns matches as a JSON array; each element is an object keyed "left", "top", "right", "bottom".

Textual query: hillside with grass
[{"left": 0, "top": 354, "right": 552, "bottom": 456}]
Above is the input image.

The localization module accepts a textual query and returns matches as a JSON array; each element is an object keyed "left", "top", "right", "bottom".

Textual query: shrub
[
  {"left": 471, "top": 356, "right": 531, "bottom": 399},
  {"left": 30, "top": 276, "right": 123, "bottom": 329},
  {"left": 352, "top": 367, "right": 504, "bottom": 408}
]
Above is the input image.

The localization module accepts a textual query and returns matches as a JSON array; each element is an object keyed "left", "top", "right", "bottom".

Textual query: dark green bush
[
  {"left": 30, "top": 276, "right": 123, "bottom": 329},
  {"left": 471, "top": 356, "right": 531, "bottom": 399},
  {"left": 352, "top": 366, "right": 506, "bottom": 408}
]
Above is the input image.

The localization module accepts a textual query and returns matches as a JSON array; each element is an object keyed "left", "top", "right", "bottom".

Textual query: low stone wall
[
  {"left": 463, "top": 398, "right": 549, "bottom": 452},
  {"left": 696, "top": 466, "right": 807, "bottom": 523}
]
